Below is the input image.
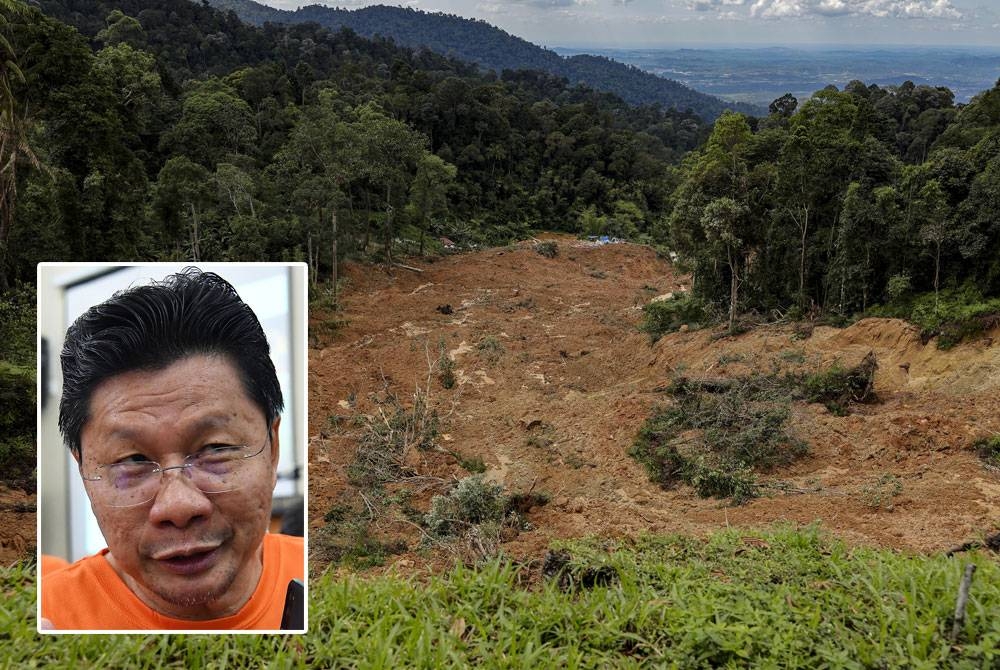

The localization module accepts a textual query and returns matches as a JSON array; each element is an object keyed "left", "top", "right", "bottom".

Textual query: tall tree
[
  {"left": 701, "top": 196, "right": 749, "bottom": 331},
  {"left": 160, "top": 78, "right": 256, "bottom": 166},
  {"left": 776, "top": 89, "right": 859, "bottom": 311},
  {"left": 352, "top": 102, "right": 426, "bottom": 263},
  {"left": 153, "top": 156, "right": 213, "bottom": 260},
  {"left": 268, "top": 89, "right": 355, "bottom": 286},
  {"left": 407, "top": 152, "right": 456, "bottom": 255},
  {"left": 916, "top": 179, "right": 949, "bottom": 311},
  {"left": 0, "top": 0, "right": 35, "bottom": 289}
]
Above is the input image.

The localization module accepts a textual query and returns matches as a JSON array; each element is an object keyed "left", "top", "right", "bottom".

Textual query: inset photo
[{"left": 37, "top": 263, "right": 307, "bottom": 632}]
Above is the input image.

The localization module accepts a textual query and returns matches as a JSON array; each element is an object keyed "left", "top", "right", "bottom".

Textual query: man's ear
[{"left": 269, "top": 417, "right": 281, "bottom": 486}]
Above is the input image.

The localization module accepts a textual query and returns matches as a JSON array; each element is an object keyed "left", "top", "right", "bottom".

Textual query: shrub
[
  {"left": 860, "top": 473, "right": 903, "bottom": 510},
  {"left": 0, "top": 363, "right": 35, "bottom": 493},
  {"left": 871, "top": 283, "right": 1000, "bottom": 350},
  {"left": 0, "top": 286, "right": 35, "bottom": 367},
  {"left": 972, "top": 435, "right": 1000, "bottom": 470},
  {"left": 639, "top": 293, "right": 709, "bottom": 342},
  {"left": 800, "top": 352, "right": 877, "bottom": 413},
  {"left": 424, "top": 475, "right": 509, "bottom": 537},
  {"left": 348, "top": 388, "right": 438, "bottom": 487},
  {"left": 686, "top": 457, "right": 758, "bottom": 504},
  {"left": 886, "top": 273, "right": 912, "bottom": 302},
  {"left": 437, "top": 338, "right": 456, "bottom": 389},
  {"left": 534, "top": 241, "right": 558, "bottom": 258},
  {"left": 630, "top": 374, "right": 807, "bottom": 504},
  {"left": 477, "top": 335, "right": 505, "bottom": 364}
]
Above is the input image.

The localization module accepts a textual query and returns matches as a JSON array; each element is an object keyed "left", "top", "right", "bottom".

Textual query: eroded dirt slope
[{"left": 309, "top": 236, "right": 1000, "bottom": 568}]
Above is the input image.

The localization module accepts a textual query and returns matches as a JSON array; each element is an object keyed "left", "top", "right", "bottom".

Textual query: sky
[{"left": 262, "top": 0, "right": 1000, "bottom": 48}]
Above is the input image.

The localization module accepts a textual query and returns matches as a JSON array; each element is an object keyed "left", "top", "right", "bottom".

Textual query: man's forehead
[
  {"left": 105, "top": 414, "right": 242, "bottom": 442},
  {"left": 82, "top": 356, "right": 264, "bottom": 443},
  {"left": 89, "top": 355, "right": 246, "bottom": 403}
]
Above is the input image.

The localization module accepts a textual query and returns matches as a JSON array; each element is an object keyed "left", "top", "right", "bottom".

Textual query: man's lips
[{"left": 151, "top": 544, "right": 223, "bottom": 575}]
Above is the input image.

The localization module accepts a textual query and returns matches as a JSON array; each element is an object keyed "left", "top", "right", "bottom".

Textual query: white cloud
[
  {"left": 689, "top": 0, "right": 746, "bottom": 11},
  {"left": 747, "top": 0, "right": 962, "bottom": 19},
  {"left": 505, "top": 0, "right": 589, "bottom": 7}
]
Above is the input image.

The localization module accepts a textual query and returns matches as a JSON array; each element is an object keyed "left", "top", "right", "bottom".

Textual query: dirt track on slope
[{"left": 307, "top": 236, "right": 1000, "bottom": 569}]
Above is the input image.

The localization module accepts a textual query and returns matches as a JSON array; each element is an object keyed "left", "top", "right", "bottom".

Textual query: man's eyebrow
[{"left": 107, "top": 415, "right": 237, "bottom": 442}]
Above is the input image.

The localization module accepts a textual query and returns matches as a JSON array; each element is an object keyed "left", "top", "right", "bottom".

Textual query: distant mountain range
[{"left": 206, "top": 0, "right": 765, "bottom": 120}]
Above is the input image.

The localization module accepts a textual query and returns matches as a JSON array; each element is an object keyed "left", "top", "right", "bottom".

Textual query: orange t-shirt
[
  {"left": 40, "top": 554, "right": 71, "bottom": 576},
  {"left": 41, "top": 533, "right": 304, "bottom": 630}
]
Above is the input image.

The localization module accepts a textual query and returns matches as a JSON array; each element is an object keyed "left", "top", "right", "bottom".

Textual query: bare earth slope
[{"left": 309, "top": 236, "right": 1000, "bottom": 568}]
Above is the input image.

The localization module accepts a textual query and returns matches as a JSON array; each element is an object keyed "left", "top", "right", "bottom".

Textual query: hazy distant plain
[{"left": 554, "top": 46, "right": 1000, "bottom": 107}]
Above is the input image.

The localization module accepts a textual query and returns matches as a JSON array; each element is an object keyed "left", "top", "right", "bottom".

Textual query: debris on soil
[{"left": 307, "top": 235, "right": 1000, "bottom": 573}]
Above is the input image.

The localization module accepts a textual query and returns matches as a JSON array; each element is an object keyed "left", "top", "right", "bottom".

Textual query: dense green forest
[
  {"left": 665, "top": 81, "right": 1000, "bottom": 336},
  {"left": 206, "top": 0, "right": 765, "bottom": 120},
  {"left": 4, "top": 0, "right": 707, "bottom": 288}
]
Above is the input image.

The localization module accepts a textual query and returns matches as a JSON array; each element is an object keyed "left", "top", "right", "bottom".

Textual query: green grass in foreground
[{"left": 3, "top": 527, "right": 998, "bottom": 668}]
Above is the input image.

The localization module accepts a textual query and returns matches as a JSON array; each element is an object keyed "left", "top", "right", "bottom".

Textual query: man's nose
[{"left": 147, "top": 467, "right": 213, "bottom": 527}]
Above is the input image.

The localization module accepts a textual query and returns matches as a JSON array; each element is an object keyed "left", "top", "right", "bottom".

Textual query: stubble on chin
[{"left": 151, "top": 559, "right": 241, "bottom": 608}]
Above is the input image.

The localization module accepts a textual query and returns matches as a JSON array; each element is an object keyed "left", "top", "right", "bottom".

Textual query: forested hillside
[
  {"left": 205, "top": 0, "right": 765, "bottom": 120},
  {"left": 663, "top": 81, "right": 1000, "bottom": 338},
  {"left": 1, "top": 0, "right": 707, "bottom": 291},
  {"left": 1, "top": 0, "right": 997, "bottom": 344}
]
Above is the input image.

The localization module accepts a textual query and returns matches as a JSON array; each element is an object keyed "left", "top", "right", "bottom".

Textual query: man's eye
[
  {"left": 196, "top": 444, "right": 245, "bottom": 462},
  {"left": 202, "top": 444, "right": 243, "bottom": 454},
  {"left": 116, "top": 454, "right": 152, "bottom": 465}
]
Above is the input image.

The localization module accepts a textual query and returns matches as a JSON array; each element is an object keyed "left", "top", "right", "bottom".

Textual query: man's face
[{"left": 77, "top": 354, "right": 279, "bottom": 620}]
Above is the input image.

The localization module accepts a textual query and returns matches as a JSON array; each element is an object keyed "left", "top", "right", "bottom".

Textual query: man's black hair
[{"left": 59, "top": 268, "right": 284, "bottom": 458}]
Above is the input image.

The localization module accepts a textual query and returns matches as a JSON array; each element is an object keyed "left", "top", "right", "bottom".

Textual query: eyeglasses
[{"left": 81, "top": 440, "right": 269, "bottom": 508}]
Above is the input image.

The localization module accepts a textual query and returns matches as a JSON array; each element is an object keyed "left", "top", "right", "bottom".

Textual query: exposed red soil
[
  {"left": 308, "top": 236, "right": 1000, "bottom": 572},
  {"left": 0, "top": 487, "right": 34, "bottom": 566}
]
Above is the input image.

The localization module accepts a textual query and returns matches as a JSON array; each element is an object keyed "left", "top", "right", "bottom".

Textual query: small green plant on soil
[
  {"left": 477, "top": 335, "right": 505, "bottom": 364},
  {"left": 534, "top": 240, "right": 558, "bottom": 258},
  {"left": 860, "top": 473, "right": 903, "bottom": 510},
  {"left": 316, "top": 496, "right": 407, "bottom": 568},
  {"left": 525, "top": 422, "right": 556, "bottom": 449},
  {"left": 778, "top": 349, "right": 806, "bottom": 364},
  {"left": 972, "top": 435, "right": 1000, "bottom": 470},
  {"left": 457, "top": 454, "right": 487, "bottom": 473},
  {"left": 639, "top": 293, "right": 710, "bottom": 342},
  {"left": 437, "top": 337, "right": 456, "bottom": 389},
  {"left": 526, "top": 433, "right": 554, "bottom": 449}
]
